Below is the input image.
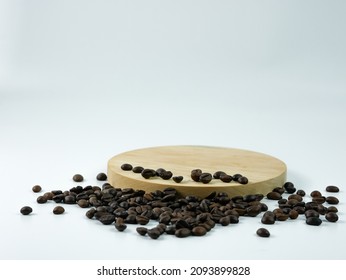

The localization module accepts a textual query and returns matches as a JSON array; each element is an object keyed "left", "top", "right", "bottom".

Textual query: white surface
[{"left": 1, "top": 0, "right": 345, "bottom": 260}]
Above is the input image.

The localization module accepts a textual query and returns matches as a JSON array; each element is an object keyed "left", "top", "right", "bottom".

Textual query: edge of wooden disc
[{"left": 107, "top": 145, "right": 287, "bottom": 198}]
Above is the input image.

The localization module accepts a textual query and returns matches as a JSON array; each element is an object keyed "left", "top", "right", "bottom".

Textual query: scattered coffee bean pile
[
  {"left": 20, "top": 171, "right": 340, "bottom": 239},
  {"left": 121, "top": 163, "right": 249, "bottom": 185}
]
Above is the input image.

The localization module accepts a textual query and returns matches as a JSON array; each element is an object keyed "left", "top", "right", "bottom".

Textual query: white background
[{"left": 1, "top": 0, "right": 345, "bottom": 260}]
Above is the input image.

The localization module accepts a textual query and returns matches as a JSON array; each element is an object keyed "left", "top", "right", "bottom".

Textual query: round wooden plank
[{"left": 107, "top": 145, "right": 287, "bottom": 198}]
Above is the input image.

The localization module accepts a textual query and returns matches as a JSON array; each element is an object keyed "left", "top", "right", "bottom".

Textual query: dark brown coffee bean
[
  {"left": 86, "top": 208, "right": 96, "bottom": 219},
  {"left": 132, "top": 166, "right": 144, "bottom": 173},
  {"left": 192, "top": 226, "right": 207, "bottom": 236},
  {"left": 327, "top": 206, "right": 338, "bottom": 213},
  {"left": 32, "top": 185, "right": 42, "bottom": 193},
  {"left": 229, "top": 215, "right": 239, "bottom": 224},
  {"left": 238, "top": 176, "right": 248, "bottom": 184},
  {"left": 296, "top": 190, "right": 306, "bottom": 197},
  {"left": 267, "top": 191, "right": 282, "bottom": 200},
  {"left": 220, "top": 174, "right": 233, "bottom": 183},
  {"left": 312, "top": 196, "right": 326, "bottom": 204},
  {"left": 77, "top": 199, "right": 89, "bottom": 208},
  {"left": 96, "top": 172, "right": 107, "bottom": 181},
  {"left": 147, "top": 228, "right": 161, "bottom": 239},
  {"left": 36, "top": 195, "right": 48, "bottom": 204},
  {"left": 124, "top": 214, "right": 137, "bottom": 224},
  {"left": 326, "top": 185, "right": 339, "bottom": 193},
  {"left": 115, "top": 223, "right": 127, "bottom": 232},
  {"left": 283, "top": 182, "right": 296, "bottom": 193},
  {"left": 276, "top": 213, "right": 289, "bottom": 221},
  {"left": 213, "top": 171, "right": 226, "bottom": 179},
  {"left": 160, "top": 171, "right": 173, "bottom": 180},
  {"left": 233, "top": 174, "right": 243, "bottom": 181},
  {"left": 191, "top": 169, "right": 202, "bottom": 182},
  {"left": 273, "top": 187, "right": 285, "bottom": 194},
  {"left": 64, "top": 195, "right": 76, "bottom": 204},
  {"left": 136, "top": 215, "right": 150, "bottom": 225},
  {"left": 165, "top": 225, "right": 176, "bottom": 235},
  {"left": 219, "top": 216, "right": 230, "bottom": 226},
  {"left": 43, "top": 192, "right": 54, "bottom": 200},
  {"left": 136, "top": 227, "right": 148, "bottom": 236},
  {"left": 72, "top": 174, "right": 84, "bottom": 182},
  {"left": 199, "top": 223, "right": 212, "bottom": 231},
  {"left": 306, "top": 217, "right": 322, "bottom": 226},
  {"left": 261, "top": 215, "right": 275, "bottom": 225},
  {"left": 317, "top": 204, "right": 327, "bottom": 215},
  {"left": 305, "top": 209, "right": 319, "bottom": 218},
  {"left": 199, "top": 173, "right": 212, "bottom": 184},
  {"left": 289, "top": 210, "right": 299, "bottom": 219},
  {"left": 288, "top": 194, "right": 303, "bottom": 202},
  {"left": 256, "top": 228, "right": 270, "bottom": 237},
  {"left": 325, "top": 212, "right": 338, "bottom": 222},
  {"left": 310, "top": 190, "right": 322, "bottom": 197},
  {"left": 99, "top": 214, "right": 115, "bottom": 225},
  {"left": 141, "top": 168, "right": 156, "bottom": 179},
  {"left": 121, "top": 163, "right": 133, "bottom": 171},
  {"left": 172, "top": 176, "right": 183, "bottom": 183},
  {"left": 53, "top": 206, "right": 65, "bottom": 215},
  {"left": 246, "top": 205, "right": 262, "bottom": 217},
  {"left": 175, "top": 228, "right": 191, "bottom": 238},
  {"left": 20, "top": 206, "right": 33, "bottom": 215},
  {"left": 326, "top": 196, "right": 339, "bottom": 205}
]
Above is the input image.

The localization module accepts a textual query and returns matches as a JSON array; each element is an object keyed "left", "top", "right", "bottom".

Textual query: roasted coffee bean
[
  {"left": 192, "top": 226, "right": 207, "bottom": 236},
  {"left": 141, "top": 168, "right": 156, "bottom": 179},
  {"left": 172, "top": 176, "right": 183, "bottom": 183},
  {"left": 53, "top": 206, "right": 65, "bottom": 215},
  {"left": 213, "top": 171, "right": 227, "bottom": 179},
  {"left": 37, "top": 195, "right": 48, "bottom": 204},
  {"left": 325, "top": 212, "right": 338, "bottom": 222},
  {"left": 278, "top": 198, "right": 287, "bottom": 204},
  {"left": 43, "top": 192, "right": 54, "bottom": 200},
  {"left": 229, "top": 215, "right": 239, "bottom": 224},
  {"left": 136, "top": 227, "right": 148, "bottom": 236},
  {"left": 156, "top": 224, "right": 167, "bottom": 235},
  {"left": 175, "top": 219, "right": 191, "bottom": 229},
  {"left": 77, "top": 199, "right": 89, "bottom": 208},
  {"left": 305, "top": 210, "right": 319, "bottom": 218},
  {"left": 238, "top": 176, "right": 248, "bottom": 184},
  {"left": 136, "top": 215, "right": 150, "bottom": 225},
  {"left": 283, "top": 182, "right": 296, "bottom": 194},
  {"left": 276, "top": 213, "right": 289, "bottom": 221},
  {"left": 220, "top": 174, "right": 233, "bottom": 183},
  {"left": 115, "top": 223, "right": 127, "bottom": 232},
  {"left": 288, "top": 194, "right": 303, "bottom": 202},
  {"left": 327, "top": 206, "right": 338, "bottom": 213},
  {"left": 306, "top": 217, "right": 322, "bottom": 226},
  {"left": 125, "top": 214, "right": 137, "bottom": 224},
  {"left": 132, "top": 166, "right": 144, "bottom": 173},
  {"left": 191, "top": 169, "right": 202, "bottom": 182},
  {"left": 273, "top": 187, "right": 285, "bottom": 194},
  {"left": 326, "top": 185, "right": 339, "bottom": 193},
  {"left": 72, "top": 174, "right": 84, "bottom": 182},
  {"left": 32, "top": 185, "right": 42, "bottom": 193},
  {"left": 310, "top": 190, "right": 322, "bottom": 197},
  {"left": 199, "top": 173, "right": 212, "bottom": 184},
  {"left": 147, "top": 228, "right": 161, "bottom": 239},
  {"left": 233, "top": 174, "right": 243, "bottom": 181},
  {"left": 312, "top": 196, "right": 326, "bottom": 204},
  {"left": 160, "top": 171, "right": 173, "bottom": 180},
  {"left": 293, "top": 206, "right": 306, "bottom": 214},
  {"left": 246, "top": 205, "right": 262, "bottom": 217},
  {"left": 219, "top": 216, "right": 231, "bottom": 226},
  {"left": 261, "top": 214, "right": 275, "bottom": 225},
  {"left": 64, "top": 195, "right": 76, "bottom": 204},
  {"left": 52, "top": 194, "right": 65, "bottom": 203},
  {"left": 317, "top": 205, "right": 327, "bottom": 215},
  {"left": 20, "top": 206, "right": 33, "bottom": 215},
  {"left": 175, "top": 228, "right": 191, "bottom": 238},
  {"left": 96, "top": 172, "right": 107, "bottom": 181},
  {"left": 86, "top": 208, "right": 96, "bottom": 219},
  {"left": 165, "top": 225, "right": 176, "bottom": 235},
  {"left": 326, "top": 196, "right": 339, "bottom": 205},
  {"left": 289, "top": 210, "right": 299, "bottom": 219},
  {"left": 256, "top": 228, "right": 270, "bottom": 237},
  {"left": 296, "top": 190, "right": 306, "bottom": 197},
  {"left": 267, "top": 191, "right": 282, "bottom": 200},
  {"left": 99, "top": 214, "right": 115, "bottom": 225},
  {"left": 121, "top": 163, "right": 133, "bottom": 171}
]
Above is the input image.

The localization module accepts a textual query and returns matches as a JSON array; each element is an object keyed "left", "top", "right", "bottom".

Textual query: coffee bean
[
  {"left": 86, "top": 208, "right": 96, "bottom": 219},
  {"left": 43, "top": 192, "right": 54, "bottom": 200},
  {"left": 160, "top": 171, "right": 173, "bottom": 180},
  {"left": 77, "top": 199, "right": 89, "bottom": 208},
  {"left": 191, "top": 169, "right": 202, "bottom": 182},
  {"left": 32, "top": 185, "right": 42, "bottom": 193},
  {"left": 121, "top": 163, "right": 133, "bottom": 171},
  {"left": 267, "top": 191, "right": 282, "bottom": 200},
  {"left": 219, "top": 216, "right": 230, "bottom": 226},
  {"left": 213, "top": 171, "right": 226, "bottom": 179},
  {"left": 136, "top": 215, "right": 150, "bottom": 225},
  {"left": 312, "top": 196, "right": 326, "bottom": 204},
  {"left": 99, "top": 214, "right": 115, "bottom": 225},
  {"left": 141, "top": 168, "right": 156, "bottom": 179},
  {"left": 96, "top": 172, "right": 107, "bottom": 181},
  {"left": 325, "top": 212, "right": 338, "bottom": 222},
  {"left": 327, "top": 206, "right": 338, "bottom": 213},
  {"left": 220, "top": 174, "right": 233, "bottom": 183},
  {"left": 37, "top": 195, "right": 48, "bottom": 204},
  {"left": 64, "top": 195, "right": 76, "bottom": 204},
  {"left": 192, "top": 226, "right": 207, "bottom": 236},
  {"left": 256, "top": 228, "right": 270, "bottom": 237},
  {"left": 136, "top": 227, "right": 148, "bottom": 236},
  {"left": 175, "top": 228, "right": 191, "bottom": 238},
  {"left": 72, "top": 174, "right": 84, "bottom": 182},
  {"left": 115, "top": 223, "right": 127, "bottom": 232},
  {"left": 289, "top": 210, "right": 299, "bottom": 219},
  {"left": 306, "top": 217, "right": 322, "bottom": 226},
  {"left": 326, "top": 185, "right": 339, "bottom": 193},
  {"left": 20, "top": 206, "right": 33, "bottom": 215},
  {"left": 147, "top": 228, "right": 161, "bottom": 239},
  {"left": 305, "top": 210, "right": 319, "bottom": 218},
  {"left": 246, "top": 205, "right": 262, "bottom": 217},
  {"left": 288, "top": 194, "right": 303, "bottom": 202},
  {"left": 273, "top": 187, "right": 285, "bottom": 194},
  {"left": 53, "top": 206, "right": 65, "bottom": 215},
  {"left": 276, "top": 213, "right": 289, "bottom": 221},
  {"left": 261, "top": 211, "right": 275, "bottom": 224},
  {"left": 199, "top": 173, "right": 212, "bottom": 184},
  {"left": 326, "top": 196, "right": 339, "bottom": 205},
  {"left": 233, "top": 174, "right": 243, "bottom": 181},
  {"left": 132, "top": 166, "right": 144, "bottom": 173},
  {"left": 296, "top": 190, "right": 306, "bottom": 197},
  {"left": 310, "top": 190, "right": 322, "bottom": 197},
  {"left": 238, "top": 176, "right": 248, "bottom": 184},
  {"left": 172, "top": 176, "right": 183, "bottom": 183}
]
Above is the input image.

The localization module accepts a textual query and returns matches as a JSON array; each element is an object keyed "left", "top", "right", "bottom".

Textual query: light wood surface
[{"left": 107, "top": 145, "right": 287, "bottom": 198}]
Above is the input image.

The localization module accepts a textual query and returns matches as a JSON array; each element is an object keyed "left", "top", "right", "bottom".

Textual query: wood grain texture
[{"left": 107, "top": 145, "right": 287, "bottom": 198}]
